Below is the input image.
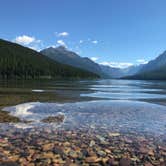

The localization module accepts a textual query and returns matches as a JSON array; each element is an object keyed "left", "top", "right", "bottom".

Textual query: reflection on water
[
  {"left": 3, "top": 100, "right": 166, "bottom": 136},
  {"left": 0, "top": 79, "right": 166, "bottom": 103},
  {"left": 0, "top": 79, "right": 166, "bottom": 134},
  {"left": 0, "top": 79, "right": 166, "bottom": 165},
  {"left": 81, "top": 79, "right": 166, "bottom": 101}
]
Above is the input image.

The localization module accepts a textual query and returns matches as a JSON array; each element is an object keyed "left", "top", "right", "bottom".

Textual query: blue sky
[{"left": 1, "top": 0, "right": 166, "bottom": 68}]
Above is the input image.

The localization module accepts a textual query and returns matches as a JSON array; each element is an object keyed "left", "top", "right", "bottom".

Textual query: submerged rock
[
  {"left": 0, "top": 110, "right": 21, "bottom": 123},
  {"left": 119, "top": 158, "right": 131, "bottom": 166},
  {"left": 0, "top": 162, "right": 19, "bottom": 166},
  {"left": 41, "top": 114, "right": 65, "bottom": 123},
  {"left": 109, "top": 132, "right": 120, "bottom": 137},
  {"left": 85, "top": 156, "right": 101, "bottom": 163}
]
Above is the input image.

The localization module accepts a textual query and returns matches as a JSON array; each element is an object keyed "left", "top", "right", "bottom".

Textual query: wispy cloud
[
  {"left": 79, "top": 38, "right": 99, "bottom": 44},
  {"left": 57, "top": 40, "right": 66, "bottom": 47},
  {"left": 14, "top": 35, "right": 42, "bottom": 51},
  {"left": 55, "top": 32, "right": 69, "bottom": 37},
  {"left": 90, "top": 57, "right": 99, "bottom": 62},
  {"left": 136, "top": 59, "right": 148, "bottom": 64},
  {"left": 100, "top": 61, "right": 133, "bottom": 68},
  {"left": 79, "top": 40, "right": 84, "bottom": 44},
  {"left": 92, "top": 40, "right": 98, "bottom": 44},
  {"left": 14, "top": 35, "right": 40, "bottom": 45}
]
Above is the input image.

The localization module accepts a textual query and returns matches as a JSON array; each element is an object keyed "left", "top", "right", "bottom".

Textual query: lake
[
  {"left": 0, "top": 79, "right": 166, "bottom": 165},
  {"left": 1, "top": 79, "right": 166, "bottom": 133}
]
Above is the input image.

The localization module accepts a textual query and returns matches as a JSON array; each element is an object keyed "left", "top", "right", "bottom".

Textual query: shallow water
[
  {"left": 3, "top": 100, "right": 166, "bottom": 136},
  {"left": 0, "top": 79, "right": 166, "bottom": 165},
  {"left": 0, "top": 79, "right": 166, "bottom": 135}
]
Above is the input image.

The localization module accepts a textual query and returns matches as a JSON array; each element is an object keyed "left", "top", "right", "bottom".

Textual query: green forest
[
  {"left": 0, "top": 39, "right": 99, "bottom": 79},
  {"left": 124, "top": 66, "right": 166, "bottom": 80}
]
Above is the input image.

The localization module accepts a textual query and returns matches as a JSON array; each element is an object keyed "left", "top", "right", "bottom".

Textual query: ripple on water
[{"left": 2, "top": 100, "right": 166, "bottom": 135}]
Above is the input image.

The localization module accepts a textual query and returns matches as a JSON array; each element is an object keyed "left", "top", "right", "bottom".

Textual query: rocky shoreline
[
  {"left": 0, "top": 126, "right": 165, "bottom": 166},
  {"left": 0, "top": 110, "right": 21, "bottom": 123},
  {"left": 0, "top": 101, "right": 165, "bottom": 166}
]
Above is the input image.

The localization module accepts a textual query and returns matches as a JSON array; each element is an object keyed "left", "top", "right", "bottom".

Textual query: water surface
[{"left": 0, "top": 79, "right": 166, "bottom": 135}]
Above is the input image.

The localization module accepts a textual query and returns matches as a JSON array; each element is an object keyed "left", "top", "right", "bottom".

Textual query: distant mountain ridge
[
  {"left": 40, "top": 46, "right": 146, "bottom": 79},
  {"left": 40, "top": 46, "right": 106, "bottom": 77},
  {"left": 124, "top": 51, "right": 166, "bottom": 80},
  {"left": 100, "top": 64, "right": 143, "bottom": 78},
  {"left": 139, "top": 51, "right": 166, "bottom": 73}
]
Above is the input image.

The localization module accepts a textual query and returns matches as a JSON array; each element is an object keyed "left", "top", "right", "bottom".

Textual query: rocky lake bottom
[{"left": 0, "top": 100, "right": 166, "bottom": 166}]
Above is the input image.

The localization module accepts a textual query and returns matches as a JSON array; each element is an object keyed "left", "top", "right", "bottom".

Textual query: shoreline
[{"left": 0, "top": 110, "right": 21, "bottom": 123}]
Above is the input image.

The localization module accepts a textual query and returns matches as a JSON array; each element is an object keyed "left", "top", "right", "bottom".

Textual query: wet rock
[
  {"left": 108, "top": 158, "right": 119, "bottom": 166},
  {"left": 63, "top": 142, "right": 70, "bottom": 147},
  {"left": 96, "top": 135, "right": 108, "bottom": 144},
  {"left": 68, "top": 150, "right": 78, "bottom": 158},
  {"left": 42, "top": 152, "right": 55, "bottom": 159},
  {"left": 89, "top": 140, "right": 95, "bottom": 147},
  {"left": 27, "top": 163, "right": 35, "bottom": 166},
  {"left": 144, "top": 162, "right": 153, "bottom": 166},
  {"left": 130, "top": 156, "right": 139, "bottom": 162},
  {"left": 8, "top": 155, "right": 20, "bottom": 162},
  {"left": 148, "top": 149, "right": 154, "bottom": 156},
  {"left": 53, "top": 146, "right": 65, "bottom": 157},
  {"left": 97, "top": 150, "right": 106, "bottom": 157},
  {"left": 85, "top": 156, "right": 101, "bottom": 163},
  {"left": 109, "top": 132, "right": 120, "bottom": 137},
  {"left": 139, "top": 146, "right": 149, "bottom": 154},
  {"left": 42, "top": 143, "right": 54, "bottom": 151},
  {"left": 63, "top": 159, "right": 73, "bottom": 166},
  {"left": 0, "top": 162, "right": 19, "bottom": 166},
  {"left": 81, "top": 149, "right": 89, "bottom": 157},
  {"left": 52, "top": 158, "right": 66, "bottom": 164},
  {"left": 0, "top": 110, "right": 21, "bottom": 123},
  {"left": 105, "top": 149, "right": 111, "bottom": 154},
  {"left": 41, "top": 114, "right": 64, "bottom": 123},
  {"left": 124, "top": 138, "right": 133, "bottom": 144},
  {"left": 119, "top": 158, "right": 131, "bottom": 166}
]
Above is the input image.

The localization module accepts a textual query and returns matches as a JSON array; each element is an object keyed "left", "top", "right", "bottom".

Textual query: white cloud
[
  {"left": 79, "top": 40, "right": 83, "bottom": 44},
  {"left": 57, "top": 40, "right": 66, "bottom": 46},
  {"left": 92, "top": 40, "right": 98, "bottom": 44},
  {"left": 29, "top": 46, "right": 39, "bottom": 51},
  {"left": 56, "top": 32, "right": 69, "bottom": 37},
  {"left": 14, "top": 35, "right": 42, "bottom": 51},
  {"left": 90, "top": 57, "right": 99, "bottom": 62},
  {"left": 76, "top": 51, "right": 82, "bottom": 55},
  {"left": 100, "top": 61, "right": 133, "bottom": 69},
  {"left": 14, "top": 35, "right": 40, "bottom": 45},
  {"left": 136, "top": 59, "right": 148, "bottom": 64}
]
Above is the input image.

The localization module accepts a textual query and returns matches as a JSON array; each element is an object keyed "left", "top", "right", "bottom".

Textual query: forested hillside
[
  {"left": 124, "top": 65, "right": 166, "bottom": 80},
  {"left": 123, "top": 50, "right": 166, "bottom": 80},
  {"left": 0, "top": 39, "right": 99, "bottom": 79}
]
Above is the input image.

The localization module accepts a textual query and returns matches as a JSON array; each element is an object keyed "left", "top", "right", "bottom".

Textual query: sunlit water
[{"left": 1, "top": 79, "right": 166, "bottom": 135}]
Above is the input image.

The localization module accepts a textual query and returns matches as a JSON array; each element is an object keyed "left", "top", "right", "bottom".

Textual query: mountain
[
  {"left": 100, "top": 64, "right": 143, "bottom": 78},
  {"left": 0, "top": 39, "right": 99, "bottom": 79},
  {"left": 124, "top": 66, "right": 166, "bottom": 80},
  {"left": 41, "top": 46, "right": 147, "bottom": 79},
  {"left": 100, "top": 65, "right": 124, "bottom": 78},
  {"left": 124, "top": 51, "right": 166, "bottom": 80},
  {"left": 139, "top": 50, "right": 166, "bottom": 73},
  {"left": 40, "top": 46, "right": 106, "bottom": 77},
  {"left": 122, "top": 65, "right": 144, "bottom": 76}
]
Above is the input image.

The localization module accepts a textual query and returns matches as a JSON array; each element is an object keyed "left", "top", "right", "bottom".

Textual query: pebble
[{"left": 0, "top": 126, "right": 165, "bottom": 165}]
